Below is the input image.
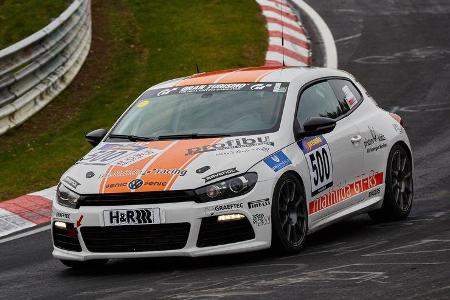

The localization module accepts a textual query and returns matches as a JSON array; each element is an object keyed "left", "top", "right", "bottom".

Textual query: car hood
[{"left": 61, "top": 134, "right": 285, "bottom": 194}]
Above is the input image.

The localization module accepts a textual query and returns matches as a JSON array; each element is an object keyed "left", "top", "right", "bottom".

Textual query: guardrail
[{"left": 0, "top": 0, "right": 91, "bottom": 135}]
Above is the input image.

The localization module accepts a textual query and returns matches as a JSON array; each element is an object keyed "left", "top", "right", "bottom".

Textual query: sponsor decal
[
  {"left": 109, "top": 180, "right": 166, "bottom": 190},
  {"left": 250, "top": 83, "right": 273, "bottom": 90},
  {"left": 63, "top": 176, "right": 81, "bottom": 189},
  {"left": 107, "top": 209, "right": 160, "bottom": 225},
  {"left": 157, "top": 88, "right": 178, "bottom": 96},
  {"left": 105, "top": 182, "right": 127, "bottom": 189},
  {"left": 298, "top": 136, "right": 326, "bottom": 154},
  {"left": 55, "top": 212, "right": 70, "bottom": 219},
  {"left": 364, "top": 126, "right": 387, "bottom": 153},
  {"left": 252, "top": 213, "right": 271, "bottom": 226},
  {"left": 298, "top": 136, "right": 334, "bottom": 197},
  {"left": 248, "top": 199, "right": 270, "bottom": 209},
  {"left": 101, "top": 168, "right": 187, "bottom": 179},
  {"left": 309, "top": 171, "right": 384, "bottom": 215},
  {"left": 144, "top": 82, "right": 290, "bottom": 98},
  {"left": 369, "top": 187, "right": 381, "bottom": 197},
  {"left": 79, "top": 143, "right": 159, "bottom": 166},
  {"left": 137, "top": 99, "right": 150, "bottom": 108},
  {"left": 263, "top": 151, "right": 292, "bottom": 172},
  {"left": 186, "top": 136, "right": 274, "bottom": 156},
  {"left": 196, "top": 166, "right": 211, "bottom": 174},
  {"left": 273, "top": 82, "right": 287, "bottom": 93},
  {"left": 203, "top": 167, "right": 238, "bottom": 183},
  {"left": 392, "top": 123, "right": 404, "bottom": 134},
  {"left": 128, "top": 179, "right": 144, "bottom": 190},
  {"left": 205, "top": 203, "right": 243, "bottom": 216},
  {"left": 86, "top": 171, "right": 95, "bottom": 179},
  {"left": 214, "top": 145, "right": 271, "bottom": 157},
  {"left": 342, "top": 85, "right": 358, "bottom": 109}
]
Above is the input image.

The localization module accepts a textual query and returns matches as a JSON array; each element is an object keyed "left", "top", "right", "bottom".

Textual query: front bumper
[{"left": 52, "top": 181, "right": 273, "bottom": 261}]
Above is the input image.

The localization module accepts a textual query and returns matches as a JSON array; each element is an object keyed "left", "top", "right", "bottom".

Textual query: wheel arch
[{"left": 389, "top": 140, "right": 413, "bottom": 170}]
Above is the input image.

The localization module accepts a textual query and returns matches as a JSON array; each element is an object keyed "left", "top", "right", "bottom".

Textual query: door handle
[{"left": 351, "top": 135, "right": 362, "bottom": 144}]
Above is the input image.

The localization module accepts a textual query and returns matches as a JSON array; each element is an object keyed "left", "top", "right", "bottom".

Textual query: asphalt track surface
[{"left": 1, "top": 1, "right": 450, "bottom": 299}]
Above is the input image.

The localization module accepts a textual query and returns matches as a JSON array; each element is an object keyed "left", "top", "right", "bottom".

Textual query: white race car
[{"left": 52, "top": 66, "right": 413, "bottom": 268}]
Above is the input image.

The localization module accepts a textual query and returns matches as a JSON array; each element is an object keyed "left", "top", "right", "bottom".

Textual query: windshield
[{"left": 109, "top": 82, "right": 289, "bottom": 139}]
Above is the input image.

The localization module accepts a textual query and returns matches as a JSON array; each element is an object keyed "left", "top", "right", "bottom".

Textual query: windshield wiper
[
  {"left": 108, "top": 134, "right": 158, "bottom": 142},
  {"left": 157, "top": 133, "right": 231, "bottom": 140}
]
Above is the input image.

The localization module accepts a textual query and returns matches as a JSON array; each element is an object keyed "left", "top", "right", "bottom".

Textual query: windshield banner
[{"left": 141, "top": 82, "right": 290, "bottom": 98}]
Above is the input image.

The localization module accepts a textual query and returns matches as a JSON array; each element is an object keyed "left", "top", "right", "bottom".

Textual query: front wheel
[
  {"left": 271, "top": 173, "right": 308, "bottom": 254},
  {"left": 369, "top": 144, "right": 413, "bottom": 221}
]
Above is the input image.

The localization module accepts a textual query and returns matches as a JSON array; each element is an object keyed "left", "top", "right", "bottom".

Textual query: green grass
[
  {"left": 0, "top": 0, "right": 267, "bottom": 200},
  {"left": 0, "top": 0, "right": 70, "bottom": 49}
]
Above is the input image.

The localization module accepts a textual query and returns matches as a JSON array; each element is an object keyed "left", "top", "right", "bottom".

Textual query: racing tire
[
  {"left": 271, "top": 172, "right": 308, "bottom": 254},
  {"left": 59, "top": 259, "right": 108, "bottom": 269},
  {"left": 369, "top": 144, "right": 413, "bottom": 222}
]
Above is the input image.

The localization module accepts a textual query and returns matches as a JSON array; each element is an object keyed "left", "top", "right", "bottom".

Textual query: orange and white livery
[{"left": 51, "top": 67, "right": 413, "bottom": 267}]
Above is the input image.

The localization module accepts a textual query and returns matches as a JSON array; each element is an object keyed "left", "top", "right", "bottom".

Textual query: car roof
[{"left": 149, "top": 66, "right": 353, "bottom": 90}]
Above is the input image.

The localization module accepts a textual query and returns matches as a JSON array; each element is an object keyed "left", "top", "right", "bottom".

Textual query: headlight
[
  {"left": 56, "top": 183, "right": 80, "bottom": 209},
  {"left": 195, "top": 173, "right": 258, "bottom": 202}
]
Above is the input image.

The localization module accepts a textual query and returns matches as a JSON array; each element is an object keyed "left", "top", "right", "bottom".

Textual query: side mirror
[
  {"left": 302, "top": 117, "right": 336, "bottom": 137},
  {"left": 85, "top": 128, "right": 108, "bottom": 146}
]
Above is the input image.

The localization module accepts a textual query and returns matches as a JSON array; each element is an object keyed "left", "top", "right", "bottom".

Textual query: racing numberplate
[{"left": 103, "top": 208, "right": 161, "bottom": 226}]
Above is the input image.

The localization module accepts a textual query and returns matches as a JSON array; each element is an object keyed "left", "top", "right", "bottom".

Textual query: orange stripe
[
  {"left": 216, "top": 67, "right": 281, "bottom": 83},
  {"left": 137, "top": 138, "right": 220, "bottom": 192},
  {"left": 165, "top": 138, "right": 222, "bottom": 190},
  {"left": 100, "top": 141, "right": 174, "bottom": 194},
  {"left": 176, "top": 67, "right": 284, "bottom": 86}
]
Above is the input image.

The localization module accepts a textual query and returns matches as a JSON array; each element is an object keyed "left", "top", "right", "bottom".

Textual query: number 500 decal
[{"left": 298, "top": 136, "right": 334, "bottom": 197}]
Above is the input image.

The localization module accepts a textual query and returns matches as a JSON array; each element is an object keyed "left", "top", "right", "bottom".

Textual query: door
[{"left": 295, "top": 80, "right": 364, "bottom": 223}]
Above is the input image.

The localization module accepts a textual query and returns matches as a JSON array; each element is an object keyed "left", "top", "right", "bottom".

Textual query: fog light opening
[
  {"left": 217, "top": 213, "right": 245, "bottom": 223},
  {"left": 54, "top": 221, "right": 67, "bottom": 229}
]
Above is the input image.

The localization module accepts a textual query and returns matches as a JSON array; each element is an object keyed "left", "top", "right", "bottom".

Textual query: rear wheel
[
  {"left": 369, "top": 144, "right": 413, "bottom": 221},
  {"left": 59, "top": 259, "right": 108, "bottom": 269},
  {"left": 271, "top": 173, "right": 308, "bottom": 254}
]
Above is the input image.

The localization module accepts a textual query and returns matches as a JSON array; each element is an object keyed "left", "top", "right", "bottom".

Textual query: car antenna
[
  {"left": 196, "top": 63, "right": 200, "bottom": 73},
  {"left": 281, "top": 0, "right": 285, "bottom": 67}
]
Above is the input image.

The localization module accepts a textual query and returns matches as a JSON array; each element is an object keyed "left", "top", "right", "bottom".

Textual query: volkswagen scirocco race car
[{"left": 52, "top": 66, "right": 413, "bottom": 268}]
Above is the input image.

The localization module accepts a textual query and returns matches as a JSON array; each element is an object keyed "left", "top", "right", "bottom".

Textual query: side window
[
  {"left": 329, "top": 79, "right": 362, "bottom": 111},
  {"left": 296, "top": 81, "right": 346, "bottom": 127}
]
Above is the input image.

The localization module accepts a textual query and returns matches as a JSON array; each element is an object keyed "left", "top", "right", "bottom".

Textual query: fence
[{"left": 0, "top": 0, "right": 91, "bottom": 135}]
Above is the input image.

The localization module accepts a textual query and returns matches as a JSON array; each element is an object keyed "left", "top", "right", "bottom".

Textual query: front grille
[
  {"left": 197, "top": 216, "right": 255, "bottom": 247},
  {"left": 81, "top": 223, "right": 190, "bottom": 253},
  {"left": 52, "top": 222, "right": 82, "bottom": 252},
  {"left": 78, "top": 190, "right": 199, "bottom": 207}
]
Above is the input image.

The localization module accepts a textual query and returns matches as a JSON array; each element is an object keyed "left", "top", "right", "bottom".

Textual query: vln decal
[
  {"left": 298, "top": 136, "right": 334, "bottom": 197},
  {"left": 309, "top": 172, "right": 384, "bottom": 215}
]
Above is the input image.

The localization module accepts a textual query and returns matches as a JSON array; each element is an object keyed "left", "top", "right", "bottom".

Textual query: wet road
[{"left": 1, "top": 0, "right": 449, "bottom": 299}]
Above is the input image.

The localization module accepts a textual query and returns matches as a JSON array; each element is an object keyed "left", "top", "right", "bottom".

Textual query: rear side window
[
  {"left": 296, "top": 81, "right": 347, "bottom": 127},
  {"left": 329, "top": 79, "right": 362, "bottom": 111}
]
